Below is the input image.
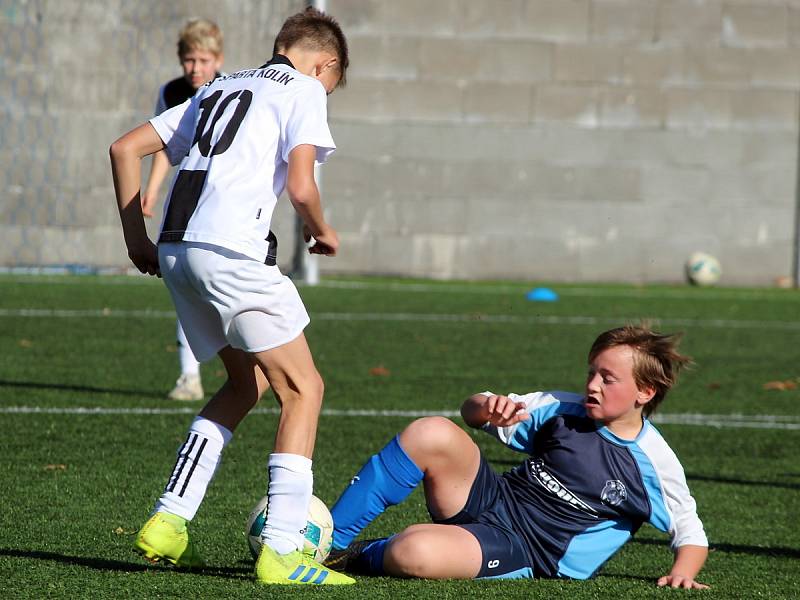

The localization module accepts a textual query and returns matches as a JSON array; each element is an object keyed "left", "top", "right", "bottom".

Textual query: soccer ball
[
  {"left": 685, "top": 252, "right": 721, "bottom": 286},
  {"left": 246, "top": 494, "right": 334, "bottom": 562}
]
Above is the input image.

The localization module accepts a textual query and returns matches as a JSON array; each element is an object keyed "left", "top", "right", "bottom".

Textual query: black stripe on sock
[
  {"left": 166, "top": 433, "right": 197, "bottom": 493},
  {"left": 178, "top": 437, "right": 208, "bottom": 497}
]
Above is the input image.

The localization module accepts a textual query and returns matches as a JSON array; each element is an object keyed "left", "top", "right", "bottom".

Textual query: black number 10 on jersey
[{"left": 160, "top": 90, "right": 254, "bottom": 242}]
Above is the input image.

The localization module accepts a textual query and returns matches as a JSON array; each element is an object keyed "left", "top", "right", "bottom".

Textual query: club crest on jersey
[
  {"left": 601, "top": 480, "right": 627, "bottom": 506},
  {"left": 528, "top": 459, "right": 598, "bottom": 518}
]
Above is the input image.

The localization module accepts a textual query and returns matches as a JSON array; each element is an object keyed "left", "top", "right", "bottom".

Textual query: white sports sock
[
  {"left": 176, "top": 320, "right": 200, "bottom": 376},
  {"left": 260, "top": 453, "right": 313, "bottom": 555},
  {"left": 154, "top": 417, "right": 232, "bottom": 520}
]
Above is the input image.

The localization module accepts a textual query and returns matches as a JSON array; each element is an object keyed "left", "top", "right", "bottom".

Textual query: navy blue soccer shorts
[{"left": 431, "top": 454, "right": 535, "bottom": 579}]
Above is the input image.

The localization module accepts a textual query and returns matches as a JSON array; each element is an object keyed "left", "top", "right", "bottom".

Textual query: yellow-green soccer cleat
[
  {"left": 255, "top": 543, "right": 355, "bottom": 585},
  {"left": 133, "top": 512, "right": 205, "bottom": 569}
]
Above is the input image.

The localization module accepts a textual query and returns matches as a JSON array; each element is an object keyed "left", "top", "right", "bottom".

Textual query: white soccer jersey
[{"left": 149, "top": 57, "right": 335, "bottom": 263}]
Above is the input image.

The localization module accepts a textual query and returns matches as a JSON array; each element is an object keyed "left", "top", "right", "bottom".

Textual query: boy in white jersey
[
  {"left": 326, "top": 325, "right": 710, "bottom": 589},
  {"left": 109, "top": 8, "right": 353, "bottom": 586},
  {"left": 142, "top": 18, "right": 226, "bottom": 403}
]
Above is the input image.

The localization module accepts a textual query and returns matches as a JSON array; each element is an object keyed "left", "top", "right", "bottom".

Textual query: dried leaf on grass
[{"left": 763, "top": 380, "right": 798, "bottom": 391}]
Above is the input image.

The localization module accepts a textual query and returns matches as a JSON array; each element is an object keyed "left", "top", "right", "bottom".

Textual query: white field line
[
  {"left": 316, "top": 280, "right": 799, "bottom": 302},
  {"left": 1, "top": 307, "right": 799, "bottom": 331},
  {"left": 2, "top": 274, "right": 797, "bottom": 302},
  {"left": 1, "top": 405, "right": 798, "bottom": 430}
]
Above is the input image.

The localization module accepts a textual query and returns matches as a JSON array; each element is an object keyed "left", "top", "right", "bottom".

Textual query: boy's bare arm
[
  {"left": 461, "top": 394, "right": 528, "bottom": 429},
  {"left": 141, "top": 150, "right": 171, "bottom": 217},
  {"left": 657, "top": 544, "right": 709, "bottom": 589},
  {"left": 286, "top": 144, "right": 338, "bottom": 256},
  {"left": 109, "top": 122, "right": 165, "bottom": 276}
]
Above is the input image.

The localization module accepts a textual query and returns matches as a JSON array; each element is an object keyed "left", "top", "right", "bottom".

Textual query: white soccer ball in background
[
  {"left": 685, "top": 252, "right": 721, "bottom": 286},
  {"left": 247, "top": 494, "right": 334, "bottom": 562}
]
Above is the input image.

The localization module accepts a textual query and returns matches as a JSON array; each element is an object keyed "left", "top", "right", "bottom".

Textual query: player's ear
[
  {"left": 636, "top": 385, "right": 656, "bottom": 406},
  {"left": 316, "top": 55, "right": 337, "bottom": 76}
]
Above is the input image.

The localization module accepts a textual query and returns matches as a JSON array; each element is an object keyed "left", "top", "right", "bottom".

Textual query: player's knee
[
  {"left": 387, "top": 527, "right": 440, "bottom": 578},
  {"left": 401, "top": 416, "right": 462, "bottom": 456},
  {"left": 300, "top": 369, "right": 324, "bottom": 405},
  {"left": 272, "top": 368, "right": 323, "bottom": 408}
]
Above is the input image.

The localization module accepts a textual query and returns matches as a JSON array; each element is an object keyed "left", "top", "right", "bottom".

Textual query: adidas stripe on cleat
[
  {"left": 287, "top": 564, "right": 331, "bottom": 584},
  {"left": 255, "top": 544, "right": 354, "bottom": 585}
]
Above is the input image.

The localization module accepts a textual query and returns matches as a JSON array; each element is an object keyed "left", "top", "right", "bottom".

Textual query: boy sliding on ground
[
  {"left": 110, "top": 8, "right": 353, "bottom": 585},
  {"left": 327, "top": 325, "right": 710, "bottom": 589}
]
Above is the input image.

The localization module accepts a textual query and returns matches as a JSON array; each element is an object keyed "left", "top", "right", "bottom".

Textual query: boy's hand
[
  {"left": 140, "top": 190, "right": 157, "bottom": 218},
  {"left": 484, "top": 394, "right": 529, "bottom": 427},
  {"left": 127, "top": 239, "right": 161, "bottom": 277},
  {"left": 304, "top": 224, "right": 339, "bottom": 256},
  {"left": 657, "top": 574, "right": 709, "bottom": 589}
]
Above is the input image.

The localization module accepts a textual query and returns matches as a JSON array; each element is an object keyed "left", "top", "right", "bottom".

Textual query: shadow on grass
[
  {"left": 592, "top": 572, "right": 653, "bottom": 583},
  {"left": 0, "top": 379, "right": 165, "bottom": 400},
  {"left": 631, "top": 538, "right": 800, "bottom": 559},
  {"left": 0, "top": 548, "right": 251, "bottom": 579}
]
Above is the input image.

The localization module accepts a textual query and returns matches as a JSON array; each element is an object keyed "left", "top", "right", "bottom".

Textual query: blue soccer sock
[
  {"left": 331, "top": 436, "right": 423, "bottom": 550},
  {"left": 351, "top": 537, "right": 391, "bottom": 575}
]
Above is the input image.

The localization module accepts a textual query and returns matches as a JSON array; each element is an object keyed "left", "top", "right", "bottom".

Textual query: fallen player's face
[
  {"left": 181, "top": 49, "right": 222, "bottom": 89},
  {"left": 584, "top": 345, "right": 648, "bottom": 423}
]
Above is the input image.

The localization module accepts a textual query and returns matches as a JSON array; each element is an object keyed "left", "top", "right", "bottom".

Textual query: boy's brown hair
[
  {"left": 178, "top": 18, "right": 223, "bottom": 57},
  {"left": 588, "top": 324, "right": 692, "bottom": 417},
  {"left": 273, "top": 7, "right": 349, "bottom": 86}
]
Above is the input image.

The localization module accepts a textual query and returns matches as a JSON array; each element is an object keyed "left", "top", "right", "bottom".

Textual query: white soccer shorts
[{"left": 158, "top": 242, "right": 310, "bottom": 362}]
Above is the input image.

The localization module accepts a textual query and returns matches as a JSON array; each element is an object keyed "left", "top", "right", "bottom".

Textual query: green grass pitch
[{"left": 0, "top": 274, "right": 798, "bottom": 599}]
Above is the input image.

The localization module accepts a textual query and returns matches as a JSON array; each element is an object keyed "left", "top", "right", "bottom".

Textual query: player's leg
[
  {"left": 383, "top": 524, "right": 482, "bottom": 578},
  {"left": 198, "top": 346, "right": 268, "bottom": 430},
  {"left": 248, "top": 332, "right": 354, "bottom": 585},
  {"left": 157, "top": 346, "right": 268, "bottom": 516},
  {"left": 167, "top": 319, "right": 204, "bottom": 401},
  {"left": 331, "top": 460, "right": 533, "bottom": 580},
  {"left": 384, "top": 521, "right": 533, "bottom": 580},
  {"left": 134, "top": 243, "right": 267, "bottom": 568},
  {"left": 402, "top": 416, "right": 482, "bottom": 519},
  {"left": 250, "top": 332, "right": 321, "bottom": 557},
  {"left": 334, "top": 524, "right": 482, "bottom": 579},
  {"left": 330, "top": 416, "right": 481, "bottom": 550},
  {"left": 135, "top": 346, "right": 269, "bottom": 567}
]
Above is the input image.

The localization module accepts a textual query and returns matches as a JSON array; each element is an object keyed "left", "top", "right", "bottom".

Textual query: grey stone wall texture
[{"left": 2, "top": 0, "right": 799, "bottom": 284}]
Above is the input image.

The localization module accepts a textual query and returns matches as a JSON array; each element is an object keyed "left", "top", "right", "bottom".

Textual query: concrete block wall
[
  {"left": 324, "top": 0, "right": 800, "bottom": 284},
  {"left": 1, "top": 0, "right": 799, "bottom": 284},
  {"left": 0, "top": 0, "right": 303, "bottom": 269}
]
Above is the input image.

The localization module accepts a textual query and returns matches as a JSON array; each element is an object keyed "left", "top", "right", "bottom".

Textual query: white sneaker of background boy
[
  {"left": 168, "top": 325, "right": 204, "bottom": 401},
  {"left": 168, "top": 373, "right": 203, "bottom": 401}
]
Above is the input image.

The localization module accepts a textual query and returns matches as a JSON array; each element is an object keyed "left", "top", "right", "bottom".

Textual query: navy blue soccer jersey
[{"left": 481, "top": 390, "right": 707, "bottom": 579}]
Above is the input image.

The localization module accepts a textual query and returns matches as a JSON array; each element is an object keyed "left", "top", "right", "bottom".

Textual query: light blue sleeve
[{"left": 481, "top": 391, "right": 586, "bottom": 454}]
